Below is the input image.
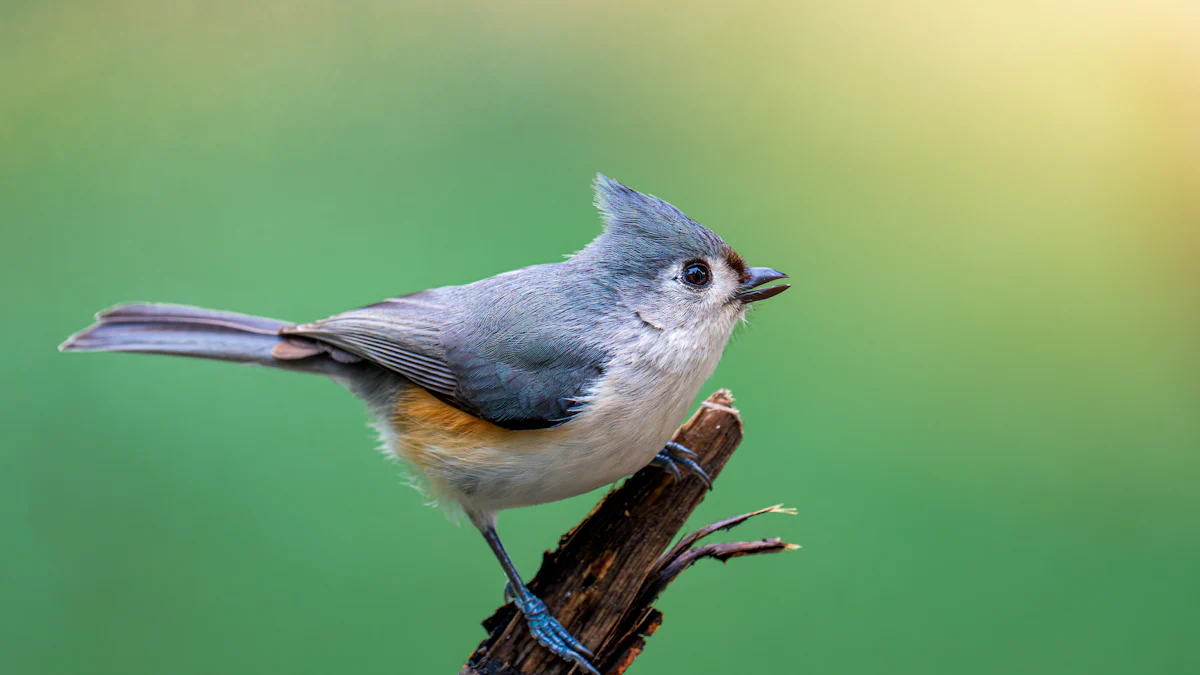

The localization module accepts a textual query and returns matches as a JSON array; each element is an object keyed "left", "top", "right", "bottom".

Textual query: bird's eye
[{"left": 682, "top": 261, "right": 711, "bottom": 287}]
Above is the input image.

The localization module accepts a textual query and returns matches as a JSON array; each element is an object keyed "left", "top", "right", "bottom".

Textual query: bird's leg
[
  {"left": 479, "top": 524, "right": 600, "bottom": 675},
  {"left": 650, "top": 440, "right": 713, "bottom": 489}
]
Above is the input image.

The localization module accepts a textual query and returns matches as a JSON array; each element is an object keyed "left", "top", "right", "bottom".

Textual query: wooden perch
[{"left": 460, "top": 390, "right": 798, "bottom": 675}]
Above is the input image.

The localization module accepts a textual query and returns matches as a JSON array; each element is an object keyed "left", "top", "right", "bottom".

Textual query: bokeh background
[{"left": 3, "top": 1, "right": 1199, "bottom": 673}]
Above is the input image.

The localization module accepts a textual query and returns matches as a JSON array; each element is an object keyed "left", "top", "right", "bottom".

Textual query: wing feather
[{"left": 282, "top": 292, "right": 461, "bottom": 400}]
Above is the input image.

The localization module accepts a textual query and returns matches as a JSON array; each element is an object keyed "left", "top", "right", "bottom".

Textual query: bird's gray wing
[
  {"left": 284, "top": 273, "right": 610, "bottom": 430},
  {"left": 439, "top": 264, "right": 612, "bottom": 429},
  {"left": 281, "top": 290, "right": 460, "bottom": 401}
]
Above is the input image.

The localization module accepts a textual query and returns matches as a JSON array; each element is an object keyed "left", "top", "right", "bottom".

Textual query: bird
[{"left": 60, "top": 174, "right": 790, "bottom": 674}]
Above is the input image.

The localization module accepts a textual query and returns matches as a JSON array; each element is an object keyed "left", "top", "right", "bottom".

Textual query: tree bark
[{"left": 460, "top": 390, "right": 798, "bottom": 675}]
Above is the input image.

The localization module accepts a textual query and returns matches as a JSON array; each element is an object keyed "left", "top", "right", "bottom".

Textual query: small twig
[
  {"left": 650, "top": 504, "right": 797, "bottom": 581},
  {"left": 640, "top": 538, "right": 799, "bottom": 610}
]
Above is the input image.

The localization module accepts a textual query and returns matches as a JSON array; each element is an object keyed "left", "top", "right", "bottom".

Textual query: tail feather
[
  {"left": 92, "top": 303, "right": 290, "bottom": 334},
  {"left": 60, "top": 303, "right": 343, "bottom": 375}
]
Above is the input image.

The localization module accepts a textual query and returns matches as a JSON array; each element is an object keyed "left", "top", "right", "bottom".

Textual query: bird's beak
[{"left": 737, "top": 267, "right": 790, "bottom": 303}]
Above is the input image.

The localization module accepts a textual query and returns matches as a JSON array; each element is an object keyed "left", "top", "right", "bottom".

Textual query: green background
[{"left": 3, "top": 2, "right": 1198, "bottom": 673}]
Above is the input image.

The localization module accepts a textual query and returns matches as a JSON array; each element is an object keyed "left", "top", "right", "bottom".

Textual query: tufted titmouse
[{"left": 61, "top": 174, "right": 789, "bottom": 673}]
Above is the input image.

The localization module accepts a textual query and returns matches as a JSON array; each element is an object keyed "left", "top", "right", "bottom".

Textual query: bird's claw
[
  {"left": 650, "top": 441, "right": 713, "bottom": 490},
  {"left": 505, "top": 582, "right": 599, "bottom": 674}
]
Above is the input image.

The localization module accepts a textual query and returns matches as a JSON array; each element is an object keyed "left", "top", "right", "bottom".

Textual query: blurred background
[{"left": 3, "top": 1, "right": 1198, "bottom": 673}]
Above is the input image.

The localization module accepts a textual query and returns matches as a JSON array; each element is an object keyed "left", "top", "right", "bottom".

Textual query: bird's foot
[
  {"left": 650, "top": 441, "right": 713, "bottom": 490},
  {"left": 505, "top": 582, "right": 599, "bottom": 675}
]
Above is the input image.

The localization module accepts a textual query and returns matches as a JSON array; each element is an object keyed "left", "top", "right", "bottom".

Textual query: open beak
[{"left": 737, "top": 267, "right": 790, "bottom": 303}]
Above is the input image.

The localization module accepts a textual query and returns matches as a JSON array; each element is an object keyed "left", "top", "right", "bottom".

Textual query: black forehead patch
[{"left": 725, "top": 249, "right": 747, "bottom": 279}]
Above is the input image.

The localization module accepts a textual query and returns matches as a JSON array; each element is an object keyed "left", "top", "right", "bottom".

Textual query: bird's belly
[
  {"left": 512, "top": 410, "right": 679, "bottom": 505},
  {"left": 381, "top": 379, "right": 696, "bottom": 515}
]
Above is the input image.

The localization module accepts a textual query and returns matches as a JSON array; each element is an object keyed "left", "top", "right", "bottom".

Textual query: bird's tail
[{"left": 60, "top": 303, "right": 347, "bottom": 376}]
